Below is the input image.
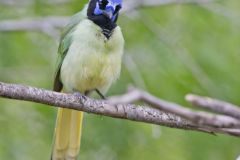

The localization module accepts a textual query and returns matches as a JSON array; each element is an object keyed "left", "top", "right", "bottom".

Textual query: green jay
[{"left": 52, "top": 0, "right": 124, "bottom": 159}]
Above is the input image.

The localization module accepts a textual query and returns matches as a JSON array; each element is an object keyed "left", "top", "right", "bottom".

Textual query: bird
[{"left": 51, "top": 0, "right": 124, "bottom": 159}]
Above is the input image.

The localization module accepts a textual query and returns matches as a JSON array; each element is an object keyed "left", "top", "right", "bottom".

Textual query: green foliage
[{"left": 0, "top": 1, "right": 240, "bottom": 160}]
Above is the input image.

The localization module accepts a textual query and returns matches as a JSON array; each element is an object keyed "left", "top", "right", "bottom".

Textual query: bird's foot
[
  {"left": 95, "top": 89, "right": 106, "bottom": 100},
  {"left": 72, "top": 90, "right": 87, "bottom": 101},
  {"left": 73, "top": 89, "right": 106, "bottom": 100}
]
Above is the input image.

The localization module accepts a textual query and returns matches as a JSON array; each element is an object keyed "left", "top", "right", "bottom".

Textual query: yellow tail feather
[{"left": 52, "top": 108, "right": 84, "bottom": 160}]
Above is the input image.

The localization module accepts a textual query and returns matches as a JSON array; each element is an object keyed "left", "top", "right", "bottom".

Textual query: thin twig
[
  {"left": 123, "top": 0, "right": 215, "bottom": 13},
  {"left": 186, "top": 94, "right": 240, "bottom": 120},
  {"left": 0, "top": 0, "right": 216, "bottom": 35},
  {"left": 0, "top": 0, "right": 70, "bottom": 6},
  {"left": 109, "top": 88, "right": 240, "bottom": 129}
]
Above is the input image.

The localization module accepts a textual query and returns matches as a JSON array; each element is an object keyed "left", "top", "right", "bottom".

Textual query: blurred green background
[{"left": 0, "top": 0, "right": 240, "bottom": 160}]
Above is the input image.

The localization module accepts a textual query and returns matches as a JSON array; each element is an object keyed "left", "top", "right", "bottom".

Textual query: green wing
[{"left": 53, "top": 6, "right": 87, "bottom": 91}]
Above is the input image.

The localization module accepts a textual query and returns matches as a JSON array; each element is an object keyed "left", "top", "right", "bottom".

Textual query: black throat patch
[
  {"left": 102, "top": 28, "right": 113, "bottom": 39},
  {"left": 87, "top": 0, "right": 117, "bottom": 39}
]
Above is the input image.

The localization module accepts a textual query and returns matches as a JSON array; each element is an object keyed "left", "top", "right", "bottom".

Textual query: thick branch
[
  {"left": 0, "top": 82, "right": 240, "bottom": 137},
  {"left": 0, "top": 82, "right": 204, "bottom": 131}
]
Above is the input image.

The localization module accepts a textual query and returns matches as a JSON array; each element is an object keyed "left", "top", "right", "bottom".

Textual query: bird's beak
[{"left": 102, "top": 10, "right": 113, "bottom": 19}]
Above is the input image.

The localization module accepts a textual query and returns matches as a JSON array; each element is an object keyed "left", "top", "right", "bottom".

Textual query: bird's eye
[
  {"left": 113, "top": 4, "right": 122, "bottom": 15},
  {"left": 99, "top": 0, "right": 108, "bottom": 10}
]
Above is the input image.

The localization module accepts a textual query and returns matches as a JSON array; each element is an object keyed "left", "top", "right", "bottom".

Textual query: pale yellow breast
[{"left": 60, "top": 19, "right": 124, "bottom": 94}]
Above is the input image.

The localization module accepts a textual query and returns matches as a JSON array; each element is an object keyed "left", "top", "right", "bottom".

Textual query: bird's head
[
  {"left": 88, "top": 0, "right": 122, "bottom": 22},
  {"left": 94, "top": 0, "right": 122, "bottom": 22},
  {"left": 87, "top": 0, "right": 122, "bottom": 35}
]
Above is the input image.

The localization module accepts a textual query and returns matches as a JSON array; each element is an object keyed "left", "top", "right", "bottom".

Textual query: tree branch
[
  {"left": 109, "top": 88, "right": 240, "bottom": 129},
  {"left": 0, "top": 0, "right": 70, "bottom": 6},
  {"left": 0, "top": 81, "right": 240, "bottom": 137},
  {"left": 123, "top": 0, "right": 215, "bottom": 13},
  {"left": 186, "top": 94, "right": 240, "bottom": 120},
  {"left": 0, "top": 0, "right": 215, "bottom": 36},
  {"left": 0, "top": 17, "right": 69, "bottom": 39}
]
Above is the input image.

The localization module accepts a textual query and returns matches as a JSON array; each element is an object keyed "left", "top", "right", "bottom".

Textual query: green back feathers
[{"left": 53, "top": 5, "right": 88, "bottom": 91}]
